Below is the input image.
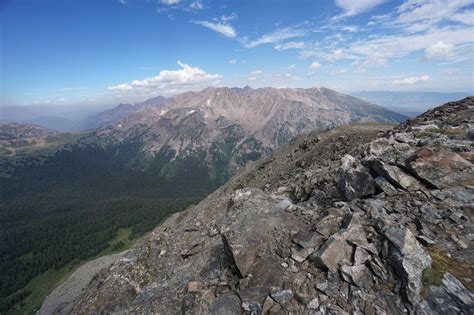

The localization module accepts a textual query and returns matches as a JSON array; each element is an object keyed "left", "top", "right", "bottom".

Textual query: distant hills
[{"left": 351, "top": 91, "right": 472, "bottom": 117}]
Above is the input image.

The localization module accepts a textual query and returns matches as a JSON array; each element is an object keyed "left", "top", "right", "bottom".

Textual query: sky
[{"left": 1, "top": 0, "right": 473, "bottom": 107}]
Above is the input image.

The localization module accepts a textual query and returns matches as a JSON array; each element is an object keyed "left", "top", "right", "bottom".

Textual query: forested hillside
[{"left": 0, "top": 144, "right": 210, "bottom": 313}]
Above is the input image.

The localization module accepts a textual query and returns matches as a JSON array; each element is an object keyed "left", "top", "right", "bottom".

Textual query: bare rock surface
[
  {"left": 39, "top": 251, "right": 126, "bottom": 315},
  {"left": 71, "top": 97, "right": 474, "bottom": 314}
]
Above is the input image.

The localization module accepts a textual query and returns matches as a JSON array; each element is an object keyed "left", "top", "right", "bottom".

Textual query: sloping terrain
[
  {"left": 72, "top": 97, "right": 473, "bottom": 314},
  {"left": 86, "top": 86, "right": 406, "bottom": 183}
]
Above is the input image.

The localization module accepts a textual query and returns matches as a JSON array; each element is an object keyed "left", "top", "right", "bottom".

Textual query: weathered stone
[
  {"left": 409, "top": 148, "right": 474, "bottom": 189},
  {"left": 238, "top": 286, "right": 268, "bottom": 307},
  {"left": 384, "top": 227, "right": 432, "bottom": 306},
  {"left": 261, "top": 296, "right": 275, "bottom": 314},
  {"left": 271, "top": 290, "right": 294, "bottom": 304},
  {"left": 307, "top": 297, "right": 319, "bottom": 310},
  {"left": 187, "top": 281, "right": 203, "bottom": 293},
  {"left": 292, "top": 230, "right": 324, "bottom": 249},
  {"left": 209, "top": 294, "right": 242, "bottom": 315},
  {"left": 311, "top": 234, "right": 353, "bottom": 271},
  {"left": 354, "top": 247, "right": 371, "bottom": 265},
  {"left": 369, "top": 161, "right": 420, "bottom": 191},
  {"left": 338, "top": 154, "right": 375, "bottom": 201},
  {"left": 341, "top": 265, "right": 374, "bottom": 289},
  {"left": 291, "top": 247, "right": 314, "bottom": 263},
  {"left": 424, "top": 273, "right": 474, "bottom": 314},
  {"left": 315, "top": 271, "right": 340, "bottom": 296},
  {"left": 374, "top": 176, "right": 398, "bottom": 196},
  {"left": 314, "top": 215, "right": 343, "bottom": 238}
]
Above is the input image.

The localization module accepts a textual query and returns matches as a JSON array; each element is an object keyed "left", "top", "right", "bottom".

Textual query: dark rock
[
  {"left": 271, "top": 290, "right": 294, "bottom": 304},
  {"left": 340, "top": 265, "right": 374, "bottom": 289},
  {"left": 209, "top": 294, "right": 242, "bottom": 315},
  {"left": 315, "top": 271, "right": 340, "bottom": 296},
  {"left": 374, "top": 176, "right": 398, "bottom": 196}
]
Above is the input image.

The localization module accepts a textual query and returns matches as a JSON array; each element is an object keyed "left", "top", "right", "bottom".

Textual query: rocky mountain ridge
[
  {"left": 71, "top": 97, "right": 473, "bottom": 314},
  {"left": 85, "top": 87, "right": 405, "bottom": 183}
]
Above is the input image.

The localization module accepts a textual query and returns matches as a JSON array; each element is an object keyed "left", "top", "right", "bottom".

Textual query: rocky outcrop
[{"left": 71, "top": 97, "right": 473, "bottom": 314}]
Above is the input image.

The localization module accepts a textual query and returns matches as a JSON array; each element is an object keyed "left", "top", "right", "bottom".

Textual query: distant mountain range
[
  {"left": 83, "top": 86, "right": 406, "bottom": 181},
  {"left": 351, "top": 91, "right": 472, "bottom": 116}
]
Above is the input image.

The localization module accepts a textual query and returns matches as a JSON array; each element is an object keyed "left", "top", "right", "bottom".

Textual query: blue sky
[{"left": 1, "top": 0, "right": 473, "bottom": 107}]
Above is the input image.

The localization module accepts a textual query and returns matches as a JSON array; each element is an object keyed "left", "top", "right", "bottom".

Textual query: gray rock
[
  {"left": 311, "top": 234, "right": 353, "bottom": 271},
  {"left": 408, "top": 148, "right": 474, "bottom": 189},
  {"left": 338, "top": 155, "right": 375, "bottom": 201},
  {"left": 209, "top": 294, "right": 242, "bottom": 315},
  {"left": 341, "top": 265, "right": 374, "bottom": 290},
  {"left": 424, "top": 273, "right": 474, "bottom": 314},
  {"left": 315, "top": 271, "right": 340, "bottom": 296},
  {"left": 384, "top": 227, "right": 432, "bottom": 306},
  {"left": 374, "top": 176, "right": 398, "bottom": 196},
  {"left": 271, "top": 290, "right": 294, "bottom": 304}
]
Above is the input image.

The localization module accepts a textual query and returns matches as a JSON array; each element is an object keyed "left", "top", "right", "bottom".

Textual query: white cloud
[
  {"left": 162, "top": 0, "right": 179, "bottom": 4},
  {"left": 107, "top": 61, "right": 222, "bottom": 95},
  {"left": 340, "top": 25, "right": 360, "bottom": 32},
  {"left": 274, "top": 41, "right": 306, "bottom": 51},
  {"left": 450, "top": 9, "right": 474, "bottom": 25},
  {"left": 310, "top": 61, "right": 321, "bottom": 70},
  {"left": 325, "top": 49, "right": 347, "bottom": 61},
  {"left": 194, "top": 20, "right": 237, "bottom": 38},
  {"left": 245, "top": 27, "right": 305, "bottom": 48},
  {"left": 189, "top": 1, "right": 203, "bottom": 10},
  {"left": 250, "top": 70, "right": 263, "bottom": 75},
  {"left": 228, "top": 59, "right": 237, "bottom": 64},
  {"left": 393, "top": 74, "right": 430, "bottom": 85},
  {"left": 424, "top": 41, "right": 455, "bottom": 60},
  {"left": 288, "top": 64, "right": 296, "bottom": 70},
  {"left": 118, "top": 0, "right": 127, "bottom": 5},
  {"left": 334, "top": 0, "right": 386, "bottom": 18},
  {"left": 248, "top": 77, "right": 257, "bottom": 81},
  {"left": 330, "top": 68, "right": 348, "bottom": 75},
  {"left": 347, "top": 26, "right": 474, "bottom": 68}
]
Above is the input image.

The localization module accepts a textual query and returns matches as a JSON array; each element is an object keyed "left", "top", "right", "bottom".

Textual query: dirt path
[{"left": 38, "top": 251, "right": 127, "bottom": 315}]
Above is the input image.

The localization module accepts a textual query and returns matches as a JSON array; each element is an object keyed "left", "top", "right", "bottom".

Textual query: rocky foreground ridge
[{"left": 72, "top": 97, "right": 473, "bottom": 314}]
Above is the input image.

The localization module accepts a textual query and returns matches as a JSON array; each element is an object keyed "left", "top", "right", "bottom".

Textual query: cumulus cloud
[
  {"left": 334, "top": 0, "right": 386, "bottom": 18},
  {"left": 310, "top": 61, "right": 321, "bottom": 70},
  {"left": 288, "top": 64, "right": 296, "bottom": 70},
  {"left": 107, "top": 61, "right": 222, "bottom": 94},
  {"left": 245, "top": 27, "right": 306, "bottom": 48},
  {"left": 228, "top": 59, "right": 237, "bottom": 64},
  {"left": 393, "top": 74, "right": 430, "bottom": 85},
  {"left": 424, "top": 41, "right": 455, "bottom": 60}
]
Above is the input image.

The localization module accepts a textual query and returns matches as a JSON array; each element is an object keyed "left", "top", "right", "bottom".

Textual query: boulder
[
  {"left": 374, "top": 176, "right": 398, "bottom": 196},
  {"left": 424, "top": 273, "right": 474, "bottom": 314},
  {"left": 340, "top": 265, "right": 374, "bottom": 290},
  {"left": 311, "top": 234, "right": 353, "bottom": 271},
  {"left": 337, "top": 155, "right": 375, "bottom": 201},
  {"left": 271, "top": 290, "right": 294, "bottom": 304},
  {"left": 408, "top": 148, "right": 474, "bottom": 189},
  {"left": 369, "top": 160, "right": 420, "bottom": 190},
  {"left": 384, "top": 227, "right": 431, "bottom": 307}
]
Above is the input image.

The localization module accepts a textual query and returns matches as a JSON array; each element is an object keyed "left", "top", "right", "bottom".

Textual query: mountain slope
[
  {"left": 76, "top": 95, "right": 167, "bottom": 130},
  {"left": 87, "top": 86, "right": 406, "bottom": 183},
  {"left": 72, "top": 97, "right": 473, "bottom": 314}
]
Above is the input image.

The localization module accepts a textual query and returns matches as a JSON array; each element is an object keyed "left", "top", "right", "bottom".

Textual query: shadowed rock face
[{"left": 71, "top": 97, "right": 473, "bottom": 314}]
